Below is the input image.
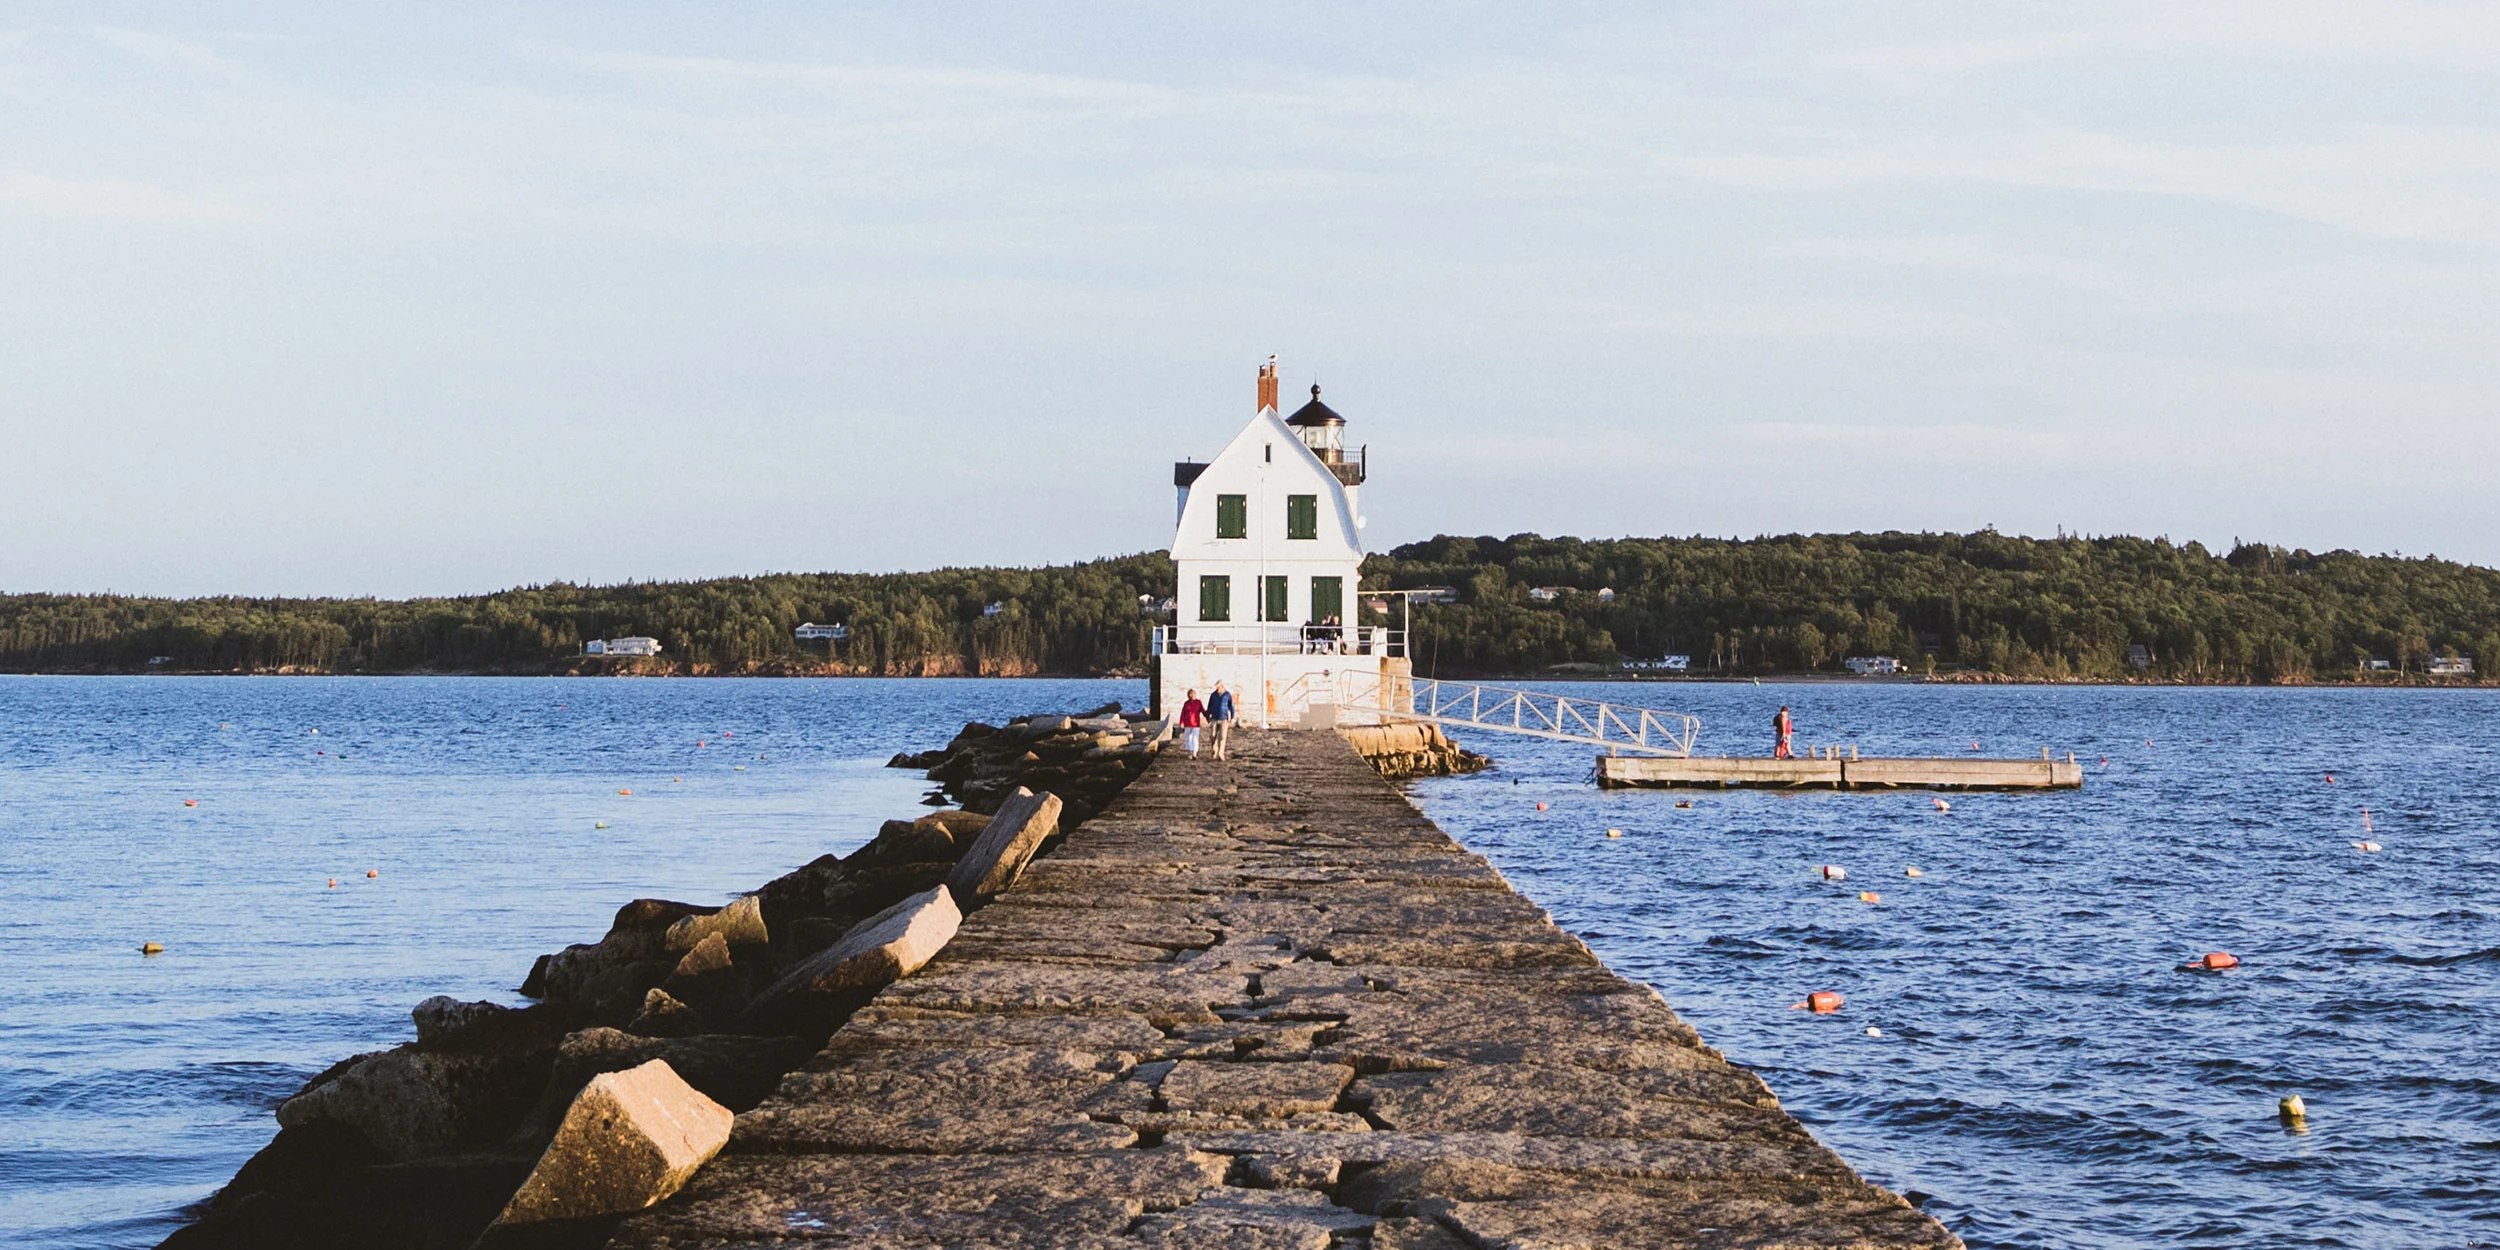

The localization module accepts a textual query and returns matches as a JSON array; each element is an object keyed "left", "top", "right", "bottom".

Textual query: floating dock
[
  {"left": 1598, "top": 752, "right": 2082, "bottom": 791},
  {"left": 611, "top": 730, "right": 1960, "bottom": 1249}
]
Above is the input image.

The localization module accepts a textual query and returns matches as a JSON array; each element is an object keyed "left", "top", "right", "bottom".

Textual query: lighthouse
[{"left": 1156, "top": 359, "right": 1403, "bottom": 726}]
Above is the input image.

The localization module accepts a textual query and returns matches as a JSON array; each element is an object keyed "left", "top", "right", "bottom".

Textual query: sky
[{"left": 6, "top": 2, "right": 2500, "bottom": 598}]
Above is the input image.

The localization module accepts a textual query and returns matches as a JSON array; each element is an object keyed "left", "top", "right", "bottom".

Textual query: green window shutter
[
  {"left": 1286, "top": 494, "right": 1318, "bottom": 540},
  {"left": 1311, "top": 576, "right": 1342, "bottom": 622},
  {"left": 1263, "top": 575, "right": 1289, "bottom": 622},
  {"left": 1199, "top": 575, "right": 1231, "bottom": 622},
  {"left": 1216, "top": 494, "right": 1248, "bottom": 539}
]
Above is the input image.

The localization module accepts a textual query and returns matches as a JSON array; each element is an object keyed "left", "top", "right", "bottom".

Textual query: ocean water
[
  {"left": 1412, "top": 682, "right": 2499, "bottom": 1248},
  {"left": 0, "top": 676, "right": 1139, "bottom": 1250},
  {"left": 0, "top": 677, "right": 2491, "bottom": 1248}
]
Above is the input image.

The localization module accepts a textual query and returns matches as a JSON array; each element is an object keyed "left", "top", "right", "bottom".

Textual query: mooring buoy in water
[
  {"left": 328, "top": 878, "right": 336, "bottom": 888},
  {"left": 1793, "top": 991, "right": 1844, "bottom": 1013},
  {"left": 1904, "top": 866, "right": 1923, "bottom": 877},
  {"left": 1859, "top": 891, "right": 1881, "bottom": 903},
  {"left": 183, "top": 799, "right": 197, "bottom": 807},
  {"left": 1820, "top": 865, "right": 1848, "bottom": 881},
  {"left": 1606, "top": 828, "right": 1622, "bottom": 838},
  {"left": 366, "top": 869, "right": 378, "bottom": 879},
  {"left": 1535, "top": 802, "right": 1547, "bottom": 811},
  {"left": 595, "top": 822, "right": 609, "bottom": 830},
  {"left": 2352, "top": 840, "right": 2380, "bottom": 852},
  {"left": 1932, "top": 797, "right": 1951, "bottom": 812},
  {"left": 2182, "top": 951, "right": 2239, "bottom": 972},
  {"left": 1865, "top": 1026, "right": 1883, "bottom": 1037},
  {"left": 2279, "top": 1095, "right": 2307, "bottom": 1128},
  {"left": 139, "top": 942, "right": 163, "bottom": 955}
]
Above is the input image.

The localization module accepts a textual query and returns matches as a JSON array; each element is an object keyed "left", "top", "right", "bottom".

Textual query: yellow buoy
[
  {"left": 139, "top": 942, "right": 163, "bottom": 955},
  {"left": 1859, "top": 891, "right": 1881, "bottom": 903},
  {"left": 1606, "top": 828, "right": 1623, "bottom": 838},
  {"left": 595, "top": 822, "right": 609, "bottom": 829},
  {"left": 1905, "top": 867, "right": 1923, "bottom": 877}
]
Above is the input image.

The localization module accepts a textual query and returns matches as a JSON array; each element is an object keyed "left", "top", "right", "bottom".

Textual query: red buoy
[
  {"left": 1807, "top": 991, "right": 1844, "bottom": 1013},
  {"left": 2189, "top": 952, "right": 2239, "bottom": 971}
]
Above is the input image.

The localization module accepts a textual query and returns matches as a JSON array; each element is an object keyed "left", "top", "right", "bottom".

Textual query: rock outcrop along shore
[{"left": 162, "top": 707, "right": 1165, "bottom": 1250}]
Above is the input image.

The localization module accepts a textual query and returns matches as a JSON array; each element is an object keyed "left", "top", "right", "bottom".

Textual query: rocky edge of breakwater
[{"left": 162, "top": 707, "right": 1167, "bottom": 1250}]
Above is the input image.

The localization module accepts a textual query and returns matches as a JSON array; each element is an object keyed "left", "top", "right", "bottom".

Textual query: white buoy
[
  {"left": 1820, "top": 865, "right": 1848, "bottom": 881},
  {"left": 1904, "top": 867, "right": 1923, "bottom": 878},
  {"left": 1865, "top": 1026, "right": 1882, "bottom": 1037},
  {"left": 1606, "top": 828, "right": 1623, "bottom": 838}
]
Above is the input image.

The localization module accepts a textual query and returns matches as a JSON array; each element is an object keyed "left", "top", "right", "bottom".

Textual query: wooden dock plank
[{"left": 1598, "top": 754, "right": 2081, "bottom": 791}]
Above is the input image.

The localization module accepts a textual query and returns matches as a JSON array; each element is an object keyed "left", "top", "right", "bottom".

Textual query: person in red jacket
[
  {"left": 1772, "top": 705, "right": 1794, "bottom": 759},
  {"left": 1178, "top": 690, "right": 1206, "bottom": 756}
]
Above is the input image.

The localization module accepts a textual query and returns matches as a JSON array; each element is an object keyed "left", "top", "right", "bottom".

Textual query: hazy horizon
[
  {"left": 6, "top": 523, "right": 2481, "bottom": 603},
  {"left": 10, "top": 3, "right": 2500, "bottom": 597}
]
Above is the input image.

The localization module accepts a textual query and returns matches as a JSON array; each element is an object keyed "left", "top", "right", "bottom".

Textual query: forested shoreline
[{"left": 5, "top": 531, "right": 2496, "bottom": 683}]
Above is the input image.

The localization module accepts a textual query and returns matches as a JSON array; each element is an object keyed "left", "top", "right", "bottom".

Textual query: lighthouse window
[
  {"left": 1311, "top": 576, "right": 1342, "bottom": 623},
  {"left": 1199, "top": 575, "right": 1232, "bottom": 622},
  {"left": 1261, "top": 575, "right": 1289, "bottom": 623},
  {"left": 1286, "top": 494, "right": 1318, "bottom": 540},
  {"left": 1216, "top": 494, "right": 1247, "bottom": 539}
]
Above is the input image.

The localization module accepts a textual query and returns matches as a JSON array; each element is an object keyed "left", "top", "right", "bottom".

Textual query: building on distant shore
[
  {"left": 1408, "top": 586, "right": 1460, "bottom": 605},
  {"left": 2366, "top": 657, "right": 2394, "bottom": 671},
  {"left": 1155, "top": 356, "right": 1398, "bottom": 726},
  {"left": 793, "top": 623, "right": 848, "bottom": 641},
  {"left": 2127, "top": 644, "right": 2152, "bottom": 671},
  {"left": 1621, "top": 655, "right": 1690, "bottom": 673},
  {"left": 2429, "top": 656, "right": 2475, "bottom": 675},
  {"left": 585, "top": 636, "right": 662, "bottom": 657},
  {"left": 1528, "top": 586, "right": 1571, "bottom": 602},
  {"left": 1844, "top": 655, "right": 1905, "bottom": 676}
]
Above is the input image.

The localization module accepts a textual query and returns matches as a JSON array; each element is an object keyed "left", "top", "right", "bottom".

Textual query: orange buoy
[
  {"left": 328, "top": 878, "right": 336, "bottom": 888},
  {"left": 1858, "top": 891, "right": 1880, "bottom": 903},
  {"left": 183, "top": 799, "right": 198, "bottom": 807},
  {"left": 1805, "top": 991, "right": 1844, "bottom": 1013},
  {"left": 2324, "top": 774, "right": 2334, "bottom": 783},
  {"left": 366, "top": 869, "right": 378, "bottom": 879},
  {"left": 620, "top": 789, "right": 632, "bottom": 796},
  {"left": 2185, "top": 952, "right": 2239, "bottom": 971},
  {"left": 1535, "top": 802, "right": 1548, "bottom": 811}
]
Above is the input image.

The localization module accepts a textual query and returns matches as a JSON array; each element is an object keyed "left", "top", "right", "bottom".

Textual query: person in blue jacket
[{"left": 1207, "top": 681, "right": 1238, "bottom": 760}]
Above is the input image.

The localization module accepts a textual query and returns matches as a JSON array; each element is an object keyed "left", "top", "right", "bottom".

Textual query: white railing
[
  {"left": 1399, "top": 678, "right": 1698, "bottom": 756},
  {"left": 1266, "top": 669, "right": 1698, "bottom": 756},
  {"left": 1154, "top": 623, "right": 1405, "bottom": 657}
]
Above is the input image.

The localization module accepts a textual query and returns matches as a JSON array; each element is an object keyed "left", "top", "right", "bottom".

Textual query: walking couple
[{"left": 1177, "top": 682, "right": 1236, "bottom": 758}]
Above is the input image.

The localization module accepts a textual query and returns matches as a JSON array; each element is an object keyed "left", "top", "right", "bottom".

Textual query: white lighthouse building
[{"left": 1154, "top": 358, "right": 1407, "bottom": 726}]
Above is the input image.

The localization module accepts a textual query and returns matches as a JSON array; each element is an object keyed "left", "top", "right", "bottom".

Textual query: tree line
[
  {"left": 5, "top": 531, "right": 2496, "bottom": 681},
  {"left": 0, "top": 556, "right": 1172, "bottom": 676},
  {"left": 1369, "top": 530, "right": 2500, "bottom": 682}
]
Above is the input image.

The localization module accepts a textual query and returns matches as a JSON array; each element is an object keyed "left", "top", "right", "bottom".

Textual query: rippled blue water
[
  {"left": 3, "top": 678, "right": 2492, "bottom": 1248},
  {"left": 1412, "top": 682, "right": 2499, "bottom": 1248},
  {"left": 0, "top": 676, "right": 1139, "bottom": 1249}
]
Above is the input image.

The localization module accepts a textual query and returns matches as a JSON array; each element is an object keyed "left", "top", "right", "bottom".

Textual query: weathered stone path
[{"left": 613, "top": 731, "right": 1960, "bottom": 1249}]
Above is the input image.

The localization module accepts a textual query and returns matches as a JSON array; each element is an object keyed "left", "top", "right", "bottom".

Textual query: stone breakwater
[
  {"left": 610, "top": 730, "right": 1960, "bottom": 1249},
  {"left": 164, "top": 708, "right": 1167, "bottom": 1250}
]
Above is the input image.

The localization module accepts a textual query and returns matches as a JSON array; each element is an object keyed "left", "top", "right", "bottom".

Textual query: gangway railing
[{"left": 1278, "top": 669, "right": 1699, "bottom": 756}]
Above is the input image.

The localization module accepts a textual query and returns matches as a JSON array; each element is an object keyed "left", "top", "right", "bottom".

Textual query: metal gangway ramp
[{"left": 1288, "top": 671, "right": 1700, "bottom": 757}]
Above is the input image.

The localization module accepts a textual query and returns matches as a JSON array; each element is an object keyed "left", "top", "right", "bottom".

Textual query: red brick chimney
[{"left": 1257, "top": 355, "right": 1278, "bottom": 413}]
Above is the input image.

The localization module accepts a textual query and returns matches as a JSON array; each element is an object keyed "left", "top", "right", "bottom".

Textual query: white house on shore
[
  {"left": 585, "top": 636, "right": 662, "bottom": 657},
  {"left": 1154, "top": 358, "right": 1405, "bottom": 726}
]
